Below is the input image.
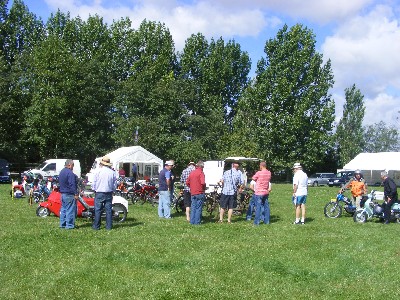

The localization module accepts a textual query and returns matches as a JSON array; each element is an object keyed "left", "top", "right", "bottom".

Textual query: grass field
[{"left": 1, "top": 183, "right": 399, "bottom": 300}]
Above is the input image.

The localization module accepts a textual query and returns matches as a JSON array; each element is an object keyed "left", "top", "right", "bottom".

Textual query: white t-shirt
[{"left": 293, "top": 170, "right": 308, "bottom": 196}]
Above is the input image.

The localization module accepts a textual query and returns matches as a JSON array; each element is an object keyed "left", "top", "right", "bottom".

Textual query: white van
[
  {"left": 27, "top": 159, "right": 81, "bottom": 178},
  {"left": 203, "top": 157, "right": 260, "bottom": 193}
]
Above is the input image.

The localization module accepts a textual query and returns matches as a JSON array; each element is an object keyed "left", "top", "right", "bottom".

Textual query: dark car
[
  {"left": 328, "top": 171, "right": 355, "bottom": 187},
  {"left": 0, "top": 159, "right": 11, "bottom": 183}
]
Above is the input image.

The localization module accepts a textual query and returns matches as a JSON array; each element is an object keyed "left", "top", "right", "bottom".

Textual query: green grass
[{"left": 1, "top": 183, "right": 399, "bottom": 299}]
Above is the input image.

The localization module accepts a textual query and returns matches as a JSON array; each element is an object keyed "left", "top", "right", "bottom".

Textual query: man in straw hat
[
  {"left": 92, "top": 156, "right": 117, "bottom": 230},
  {"left": 292, "top": 162, "right": 308, "bottom": 225}
]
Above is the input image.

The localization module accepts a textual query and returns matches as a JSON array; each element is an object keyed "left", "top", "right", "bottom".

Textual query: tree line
[{"left": 0, "top": 0, "right": 398, "bottom": 176}]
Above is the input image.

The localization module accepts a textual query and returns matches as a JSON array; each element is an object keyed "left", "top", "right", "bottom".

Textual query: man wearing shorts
[
  {"left": 180, "top": 161, "right": 196, "bottom": 222},
  {"left": 292, "top": 162, "right": 308, "bottom": 225},
  {"left": 218, "top": 162, "right": 243, "bottom": 223}
]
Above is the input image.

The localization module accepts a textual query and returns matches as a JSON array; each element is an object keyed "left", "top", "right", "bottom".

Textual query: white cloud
[
  {"left": 322, "top": 4, "right": 400, "bottom": 126},
  {"left": 323, "top": 5, "right": 400, "bottom": 95}
]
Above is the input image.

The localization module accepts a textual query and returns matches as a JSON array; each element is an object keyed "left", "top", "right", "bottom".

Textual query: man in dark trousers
[
  {"left": 186, "top": 161, "right": 206, "bottom": 225},
  {"left": 58, "top": 159, "right": 78, "bottom": 229},
  {"left": 380, "top": 171, "right": 398, "bottom": 224},
  {"left": 92, "top": 156, "right": 117, "bottom": 230}
]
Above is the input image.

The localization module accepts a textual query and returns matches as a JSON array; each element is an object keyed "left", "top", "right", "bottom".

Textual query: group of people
[
  {"left": 59, "top": 156, "right": 116, "bottom": 230},
  {"left": 57, "top": 156, "right": 399, "bottom": 229},
  {"left": 159, "top": 159, "right": 308, "bottom": 225},
  {"left": 341, "top": 169, "right": 399, "bottom": 224}
]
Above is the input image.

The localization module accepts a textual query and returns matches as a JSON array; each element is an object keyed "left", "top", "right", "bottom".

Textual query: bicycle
[{"left": 205, "top": 183, "right": 222, "bottom": 217}]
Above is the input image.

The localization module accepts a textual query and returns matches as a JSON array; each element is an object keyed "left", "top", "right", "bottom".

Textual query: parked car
[
  {"left": 328, "top": 171, "right": 355, "bottom": 187},
  {"left": 307, "top": 173, "right": 335, "bottom": 186},
  {"left": 0, "top": 158, "right": 11, "bottom": 183}
]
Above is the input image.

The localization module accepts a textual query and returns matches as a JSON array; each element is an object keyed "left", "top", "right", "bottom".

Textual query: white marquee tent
[
  {"left": 341, "top": 152, "right": 400, "bottom": 186},
  {"left": 86, "top": 146, "right": 163, "bottom": 183}
]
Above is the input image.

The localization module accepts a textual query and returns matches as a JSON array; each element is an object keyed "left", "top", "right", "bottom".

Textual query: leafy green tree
[
  {"left": 112, "top": 20, "right": 180, "bottom": 161},
  {"left": 336, "top": 84, "right": 365, "bottom": 166},
  {"left": 0, "top": 0, "right": 44, "bottom": 161},
  {"left": 22, "top": 13, "right": 116, "bottom": 170},
  {"left": 363, "top": 121, "right": 399, "bottom": 152},
  {"left": 234, "top": 24, "right": 335, "bottom": 173},
  {"left": 178, "top": 34, "right": 251, "bottom": 160}
]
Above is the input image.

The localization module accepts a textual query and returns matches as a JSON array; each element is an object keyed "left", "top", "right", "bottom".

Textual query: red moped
[{"left": 36, "top": 191, "right": 128, "bottom": 223}]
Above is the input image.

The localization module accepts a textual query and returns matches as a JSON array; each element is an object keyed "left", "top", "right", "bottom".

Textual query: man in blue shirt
[
  {"left": 218, "top": 162, "right": 243, "bottom": 223},
  {"left": 92, "top": 156, "right": 117, "bottom": 230},
  {"left": 58, "top": 159, "right": 78, "bottom": 229},
  {"left": 158, "top": 160, "right": 174, "bottom": 218}
]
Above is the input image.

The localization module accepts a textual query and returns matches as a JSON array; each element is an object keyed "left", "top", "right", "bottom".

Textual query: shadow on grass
[{"left": 76, "top": 216, "right": 144, "bottom": 229}]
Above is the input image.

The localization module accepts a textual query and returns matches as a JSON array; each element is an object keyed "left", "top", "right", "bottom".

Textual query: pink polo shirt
[{"left": 253, "top": 169, "right": 271, "bottom": 196}]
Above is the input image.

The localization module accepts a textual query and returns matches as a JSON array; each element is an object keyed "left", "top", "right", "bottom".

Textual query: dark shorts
[
  {"left": 219, "top": 194, "right": 236, "bottom": 209},
  {"left": 183, "top": 191, "right": 191, "bottom": 208}
]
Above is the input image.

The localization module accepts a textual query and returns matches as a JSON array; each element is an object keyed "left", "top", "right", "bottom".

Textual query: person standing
[
  {"left": 246, "top": 178, "right": 271, "bottom": 221},
  {"left": 292, "top": 162, "right": 308, "bottom": 225},
  {"left": 180, "top": 161, "right": 196, "bottom": 222},
  {"left": 218, "top": 162, "right": 244, "bottom": 223},
  {"left": 186, "top": 161, "right": 206, "bottom": 225},
  {"left": 92, "top": 156, "right": 117, "bottom": 230},
  {"left": 58, "top": 159, "right": 78, "bottom": 229},
  {"left": 158, "top": 160, "right": 174, "bottom": 219},
  {"left": 380, "top": 171, "right": 398, "bottom": 224},
  {"left": 341, "top": 169, "right": 367, "bottom": 209},
  {"left": 131, "top": 163, "right": 137, "bottom": 182},
  {"left": 252, "top": 161, "right": 271, "bottom": 225}
]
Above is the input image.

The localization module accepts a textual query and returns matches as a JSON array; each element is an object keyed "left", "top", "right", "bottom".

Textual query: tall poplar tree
[
  {"left": 335, "top": 84, "right": 365, "bottom": 166},
  {"left": 234, "top": 24, "right": 335, "bottom": 172}
]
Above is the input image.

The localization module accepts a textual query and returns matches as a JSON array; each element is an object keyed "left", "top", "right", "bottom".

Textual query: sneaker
[
  {"left": 293, "top": 221, "right": 301, "bottom": 225},
  {"left": 300, "top": 221, "right": 305, "bottom": 225}
]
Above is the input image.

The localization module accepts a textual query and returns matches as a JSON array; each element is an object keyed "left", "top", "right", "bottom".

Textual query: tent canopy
[
  {"left": 102, "top": 146, "right": 163, "bottom": 167},
  {"left": 342, "top": 152, "right": 400, "bottom": 171},
  {"left": 87, "top": 146, "right": 163, "bottom": 183}
]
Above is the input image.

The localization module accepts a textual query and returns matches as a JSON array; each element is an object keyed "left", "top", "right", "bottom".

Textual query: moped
[
  {"left": 36, "top": 191, "right": 128, "bottom": 223},
  {"left": 353, "top": 190, "right": 400, "bottom": 223},
  {"left": 324, "top": 192, "right": 356, "bottom": 218}
]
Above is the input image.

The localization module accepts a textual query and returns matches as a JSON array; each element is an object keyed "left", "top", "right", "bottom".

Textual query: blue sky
[{"left": 10, "top": 0, "right": 400, "bottom": 127}]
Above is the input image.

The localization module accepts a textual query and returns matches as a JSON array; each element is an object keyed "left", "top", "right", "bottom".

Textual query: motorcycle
[
  {"left": 353, "top": 190, "right": 400, "bottom": 223},
  {"left": 36, "top": 191, "right": 128, "bottom": 223},
  {"left": 324, "top": 192, "right": 356, "bottom": 218}
]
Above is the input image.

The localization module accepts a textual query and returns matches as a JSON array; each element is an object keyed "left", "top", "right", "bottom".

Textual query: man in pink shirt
[{"left": 252, "top": 161, "right": 271, "bottom": 225}]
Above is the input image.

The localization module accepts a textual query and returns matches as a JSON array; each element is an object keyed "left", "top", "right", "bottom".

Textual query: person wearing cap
[
  {"left": 180, "top": 161, "right": 196, "bottom": 222},
  {"left": 92, "top": 156, "right": 117, "bottom": 230},
  {"left": 58, "top": 159, "right": 79, "bottom": 229},
  {"left": 186, "top": 160, "right": 206, "bottom": 225},
  {"left": 218, "top": 162, "right": 244, "bottom": 223},
  {"left": 158, "top": 160, "right": 174, "bottom": 218},
  {"left": 380, "top": 171, "right": 398, "bottom": 224},
  {"left": 252, "top": 161, "right": 272, "bottom": 225},
  {"left": 340, "top": 169, "right": 367, "bottom": 209},
  {"left": 292, "top": 162, "right": 308, "bottom": 225}
]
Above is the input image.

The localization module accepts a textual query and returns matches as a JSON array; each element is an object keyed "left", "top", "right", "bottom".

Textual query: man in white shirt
[{"left": 292, "top": 162, "right": 308, "bottom": 225}]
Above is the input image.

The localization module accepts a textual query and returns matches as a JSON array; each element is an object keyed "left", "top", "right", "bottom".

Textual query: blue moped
[{"left": 353, "top": 190, "right": 400, "bottom": 223}]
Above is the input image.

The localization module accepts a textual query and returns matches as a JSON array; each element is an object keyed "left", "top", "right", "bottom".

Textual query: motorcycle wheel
[
  {"left": 324, "top": 202, "right": 342, "bottom": 218},
  {"left": 112, "top": 203, "right": 127, "bottom": 223},
  {"left": 175, "top": 195, "right": 184, "bottom": 213},
  {"left": 130, "top": 194, "right": 140, "bottom": 205},
  {"left": 36, "top": 206, "right": 50, "bottom": 217},
  {"left": 353, "top": 210, "right": 368, "bottom": 223}
]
